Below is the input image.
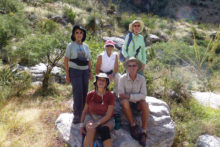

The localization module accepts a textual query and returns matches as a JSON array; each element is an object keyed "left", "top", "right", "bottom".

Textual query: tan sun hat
[
  {"left": 129, "top": 20, "right": 144, "bottom": 33},
  {"left": 123, "top": 57, "right": 142, "bottom": 71}
]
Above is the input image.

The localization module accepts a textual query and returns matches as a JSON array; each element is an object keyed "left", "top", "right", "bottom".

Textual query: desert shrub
[
  {"left": 37, "top": 19, "right": 59, "bottom": 34},
  {"left": 63, "top": 0, "right": 81, "bottom": 7},
  {"left": 117, "top": 13, "right": 136, "bottom": 30},
  {"left": 17, "top": 30, "right": 69, "bottom": 94},
  {"left": 171, "top": 99, "right": 220, "bottom": 146},
  {"left": 191, "top": 26, "right": 205, "bottom": 40},
  {"left": 0, "top": 65, "right": 31, "bottom": 102},
  {"left": 63, "top": 7, "right": 76, "bottom": 24},
  {"left": 0, "top": 0, "right": 23, "bottom": 14},
  {"left": 43, "top": 0, "right": 58, "bottom": 2},
  {"left": 215, "top": 42, "right": 220, "bottom": 54},
  {"left": 0, "top": 25, "right": 8, "bottom": 48},
  {"left": 150, "top": 41, "right": 190, "bottom": 65},
  {"left": 142, "top": 14, "right": 157, "bottom": 29},
  {"left": 85, "top": 15, "right": 101, "bottom": 32},
  {"left": 0, "top": 11, "right": 30, "bottom": 63}
]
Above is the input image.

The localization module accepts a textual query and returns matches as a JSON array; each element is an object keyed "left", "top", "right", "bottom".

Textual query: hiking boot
[
  {"left": 139, "top": 132, "right": 147, "bottom": 147},
  {"left": 130, "top": 125, "right": 139, "bottom": 140}
]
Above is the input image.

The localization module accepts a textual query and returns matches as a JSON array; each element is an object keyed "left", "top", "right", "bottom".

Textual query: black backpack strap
[{"left": 134, "top": 46, "right": 141, "bottom": 57}]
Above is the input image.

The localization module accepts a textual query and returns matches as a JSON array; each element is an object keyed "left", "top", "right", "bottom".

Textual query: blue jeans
[{"left": 69, "top": 68, "right": 89, "bottom": 117}]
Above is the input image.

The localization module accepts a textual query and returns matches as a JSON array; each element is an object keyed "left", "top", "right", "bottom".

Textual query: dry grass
[{"left": 0, "top": 84, "right": 72, "bottom": 147}]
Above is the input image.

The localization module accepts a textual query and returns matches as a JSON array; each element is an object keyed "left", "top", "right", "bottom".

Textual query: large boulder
[
  {"left": 103, "top": 36, "right": 125, "bottom": 50},
  {"left": 192, "top": 91, "right": 220, "bottom": 109},
  {"left": 56, "top": 96, "right": 175, "bottom": 147},
  {"left": 18, "top": 63, "right": 65, "bottom": 84},
  {"left": 197, "top": 134, "right": 220, "bottom": 147}
]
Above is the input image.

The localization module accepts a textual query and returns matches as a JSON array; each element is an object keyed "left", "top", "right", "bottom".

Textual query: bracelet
[{"left": 79, "top": 123, "right": 84, "bottom": 128}]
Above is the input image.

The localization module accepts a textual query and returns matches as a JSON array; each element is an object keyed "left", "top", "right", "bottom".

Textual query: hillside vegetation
[{"left": 0, "top": 0, "right": 220, "bottom": 146}]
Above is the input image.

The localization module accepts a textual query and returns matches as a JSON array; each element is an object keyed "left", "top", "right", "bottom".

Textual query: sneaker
[
  {"left": 139, "top": 132, "right": 147, "bottom": 147},
  {"left": 130, "top": 125, "right": 139, "bottom": 140}
]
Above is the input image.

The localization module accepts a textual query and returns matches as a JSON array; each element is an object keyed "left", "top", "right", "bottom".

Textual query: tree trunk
[{"left": 42, "top": 67, "right": 52, "bottom": 95}]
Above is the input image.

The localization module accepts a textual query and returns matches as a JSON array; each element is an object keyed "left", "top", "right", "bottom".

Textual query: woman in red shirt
[{"left": 80, "top": 73, "right": 115, "bottom": 147}]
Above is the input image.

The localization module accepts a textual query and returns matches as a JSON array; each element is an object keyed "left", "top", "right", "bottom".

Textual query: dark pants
[{"left": 69, "top": 68, "right": 89, "bottom": 117}]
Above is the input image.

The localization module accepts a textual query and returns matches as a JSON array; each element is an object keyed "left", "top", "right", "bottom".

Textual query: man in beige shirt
[{"left": 118, "top": 57, "right": 149, "bottom": 147}]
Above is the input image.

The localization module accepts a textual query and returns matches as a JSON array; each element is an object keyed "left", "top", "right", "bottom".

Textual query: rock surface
[
  {"left": 18, "top": 63, "right": 65, "bottom": 84},
  {"left": 56, "top": 96, "right": 175, "bottom": 147},
  {"left": 192, "top": 91, "right": 220, "bottom": 109},
  {"left": 197, "top": 134, "right": 220, "bottom": 147},
  {"left": 103, "top": 36, "right": 125, "bottom": 50}
]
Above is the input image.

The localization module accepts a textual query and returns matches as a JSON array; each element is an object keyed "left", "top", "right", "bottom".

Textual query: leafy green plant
[
  {"left": 37, "top": 19, "right": 59, "bottom": 34},
  {"left": 0, "top": 65, "right": 31, "bottom": 102},
  {"left": 0, "top": 0, "right": 23, "bottom": 14},
  {"left": 63, "top": 7, "right": 76, "bottom": 24},
  {"left": 17, "top": 30, "right": 69, "bottom": 95}
]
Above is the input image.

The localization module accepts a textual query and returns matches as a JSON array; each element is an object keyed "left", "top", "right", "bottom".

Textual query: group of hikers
[{"left": 64, "top": 20, "right": 149, "bottom": 147}]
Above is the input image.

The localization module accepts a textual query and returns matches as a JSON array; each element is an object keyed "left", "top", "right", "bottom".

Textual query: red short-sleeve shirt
[{"left": 86, "top": 90, "right": 115, "bottom": 116}]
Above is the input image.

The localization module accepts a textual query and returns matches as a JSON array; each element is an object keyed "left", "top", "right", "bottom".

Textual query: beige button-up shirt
[{"left": 118, "top": 73, "right": 147, "bottom": 103}]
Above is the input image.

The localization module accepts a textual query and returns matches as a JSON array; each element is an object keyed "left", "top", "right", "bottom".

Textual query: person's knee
[
  {"left": 120, "top": 99, "right": 130, "bottom": 109},
  {"left": 85, "top": 122, "right": 96, "bottom": 133},
  {"left": 97, "top": 126, "right": 111, "bottom": 142},
  {"left": 139, "top": 100, "right": 149, "bottom": 111}
]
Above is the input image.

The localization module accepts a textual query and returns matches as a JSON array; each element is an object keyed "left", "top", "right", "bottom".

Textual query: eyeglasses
[
  {"left": 133, "top": 25, "right": 140, "bottom": 27},
  {"left": 75, "top": 31, "right": 83, "bottom": 34},
  {"left": 128, "top": 64, "right": 137, "bottom": 67}
]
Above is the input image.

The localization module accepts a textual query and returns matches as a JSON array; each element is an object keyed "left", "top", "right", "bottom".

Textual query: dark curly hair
[{"left": 71, "top": 25, "right": 87, "bottom": 42}]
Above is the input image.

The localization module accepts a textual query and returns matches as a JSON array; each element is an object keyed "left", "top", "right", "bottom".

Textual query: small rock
[
  {"left": 192, "top": 91, "right": 220, "bottom": 109},
  {"left": 197, "top": 134, "right": 220, "bottom": 147}
]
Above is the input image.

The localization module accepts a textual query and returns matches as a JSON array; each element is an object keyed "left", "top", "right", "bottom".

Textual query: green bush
[
  {"left": 171, "top": 99, "right": 220, "bottom": 146},
  {"left": 37, "top": 19, "right": 59, "bottom": 34},
  {"left": 63, "top": 0, "right": 81, "bottom": 7},
  {"left": 17, "top": 30, "right": 69, "bottom": 66},
  {"left": 117, "top": 15, "right": 131, "bottom": 30},
  {"left": 0, "top": 65, "right": 31, "bottom": 102},
  {"left": 63, "top": 7, "right": 76, "bottom": 24},
  {"left": 86, "top": 15, "right": 96, "bottom": 31},
  {"left": 0, "top": 11, "right": 30, "bottom": 63},
  {"left": 0, "top": 0, "right": 23, "bottom": 14}
]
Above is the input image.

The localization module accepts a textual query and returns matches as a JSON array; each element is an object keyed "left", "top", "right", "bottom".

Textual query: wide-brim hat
[
  {"left": 71, "top": 25, "right": 87, "bottom": 42},
  {"left": 129, "top": 20, "right": 144, "bottom": 33},
  {"left": 93, "top": 73, "right": 110, "bottom": 88},
  {"left": 123, "top": 57, "right": 142, "bottom": 71},
  {"left": 104, "top": 40, "right": 115, "bottom": 48}
]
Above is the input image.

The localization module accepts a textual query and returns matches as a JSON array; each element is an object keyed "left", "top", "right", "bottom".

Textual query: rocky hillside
[{"left": 115, "top": 0, "right": 220, "bottom": 24}]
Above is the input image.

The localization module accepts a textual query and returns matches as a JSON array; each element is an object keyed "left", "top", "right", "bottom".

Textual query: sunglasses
[{"left": 128, "top": 64, "right": 137, "bottom": 67}]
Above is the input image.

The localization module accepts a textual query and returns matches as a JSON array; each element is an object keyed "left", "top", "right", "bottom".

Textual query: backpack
[{"left": 119, "top": 32, "right": 141, "bottom": 62}]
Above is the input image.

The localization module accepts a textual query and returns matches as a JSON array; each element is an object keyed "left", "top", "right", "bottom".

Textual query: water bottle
[{"left": 114, "top": 114, "right": 121, "bottom": 130}]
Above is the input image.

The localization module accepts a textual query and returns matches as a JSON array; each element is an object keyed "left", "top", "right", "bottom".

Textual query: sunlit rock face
[{"left": 197, "top": 134, "right": 220, "bottom": 147}]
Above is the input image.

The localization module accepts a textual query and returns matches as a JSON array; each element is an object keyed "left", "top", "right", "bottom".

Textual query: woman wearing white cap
[
  {"left": 121, "top": 20, "right": 146, "bottom": 75},
  {"left": 80, "top": 73, "right": 115, "bottom": 147},
  {"left": 95, "top": 40, "right": 120, "bottom": 96}
]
